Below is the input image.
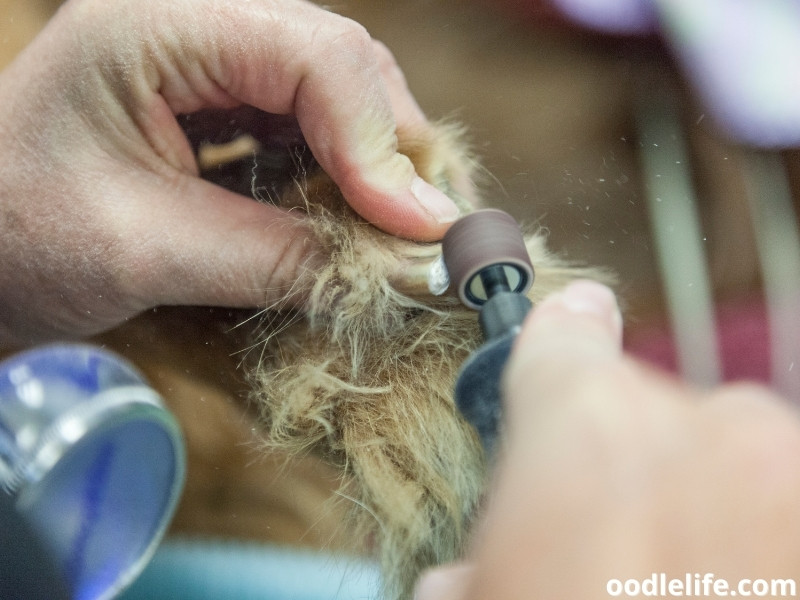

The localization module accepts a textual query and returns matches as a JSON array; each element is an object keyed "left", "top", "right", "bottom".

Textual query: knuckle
[
  {"left": 708, "top": 381, "right": 795, "bottom": 420},
  {"left": 372, "top": 39, "right": 409, "bottom": 87},
  {"left": 321, "top": 15, "right": 374, "bottom": 58},
  {"left": 706, "top": 382, "right": 800, "bottom": 469},
  {"left": 371, "top": 39, "right": 398, "bottom": 71}
]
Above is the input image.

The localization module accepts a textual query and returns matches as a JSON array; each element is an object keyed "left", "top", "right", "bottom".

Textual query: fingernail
[
  {"left": 531, "top": 280, "right": 623, "bottom": 340},
  {"left": 511, "top": 280, "right": 623, "bottom": 375},
  {"left": 559, "top": 280, "right": 623, "bottom": 337},
  {"left": 411, "top": 176, "right": 461, "bottom": 224}
]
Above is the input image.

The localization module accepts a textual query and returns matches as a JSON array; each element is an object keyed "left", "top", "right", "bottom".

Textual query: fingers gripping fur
[{"left": 248, "top": 121, "right": 602, "bottom": 599}]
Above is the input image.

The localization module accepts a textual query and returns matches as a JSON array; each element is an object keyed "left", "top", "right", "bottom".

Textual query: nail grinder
[{"left": 442, "top": 209, "right": 534, "bottom": 457}]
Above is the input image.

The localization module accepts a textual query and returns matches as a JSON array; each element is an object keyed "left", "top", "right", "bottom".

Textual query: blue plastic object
[{"left": 0, "top": 344, "right": 185, "bottom": 600}]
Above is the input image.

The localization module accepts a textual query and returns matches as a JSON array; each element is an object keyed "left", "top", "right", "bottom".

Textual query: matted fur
[{"left": 247, "top": 123, "right": 601, "bottom": 599}]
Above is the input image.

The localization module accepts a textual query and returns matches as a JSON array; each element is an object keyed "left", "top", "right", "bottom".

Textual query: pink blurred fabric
[{"left": 625, "top": 298, "right": 772, "bottom": 383}]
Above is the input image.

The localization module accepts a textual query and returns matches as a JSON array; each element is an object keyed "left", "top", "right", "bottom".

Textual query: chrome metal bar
[
  {"left": 636, "top": 91, "right": 722, "bottom": 387},
  {"left": 743, "top": 151, "right": 800, "bottom": 399}
]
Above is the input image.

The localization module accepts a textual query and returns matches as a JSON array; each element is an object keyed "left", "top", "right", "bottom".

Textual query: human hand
[
  {"left": 0, "top": 0, "right": 459, "bottom": 347},
  {"left": 417, "top": 280, "right": 800, "bottom": 599}
]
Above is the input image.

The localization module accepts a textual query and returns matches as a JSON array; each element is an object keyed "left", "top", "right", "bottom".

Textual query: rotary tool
[{"left": 442, "top": 209, "right": 534, "bottom": 458}]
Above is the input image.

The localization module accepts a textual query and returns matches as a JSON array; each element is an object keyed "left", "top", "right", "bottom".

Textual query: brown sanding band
[{"left": 442, "top": 209, "right": 535, "bottom": 309}]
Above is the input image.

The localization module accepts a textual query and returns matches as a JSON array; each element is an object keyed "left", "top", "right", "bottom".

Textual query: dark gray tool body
[{"left": 454, "top": 332, "right": 514, "bottom": 457}]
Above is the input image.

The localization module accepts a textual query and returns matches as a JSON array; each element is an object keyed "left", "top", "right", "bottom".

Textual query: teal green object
[{"left": 119, "top": 539, "right": 381, "bottom": 600}]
